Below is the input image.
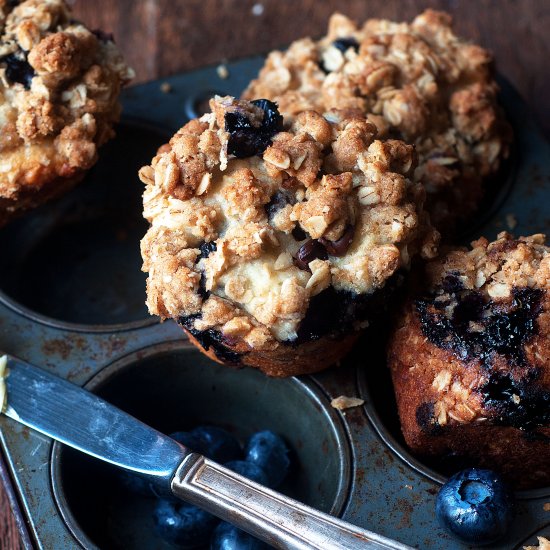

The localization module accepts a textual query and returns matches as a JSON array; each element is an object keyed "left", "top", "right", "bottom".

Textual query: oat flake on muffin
[
  {"left": 243, "top": 10, "right": 512, "bottom": 233},
  {"left": 0, "top": 0, "right": 134, "bottom": 225},
  {"left": 139, "top": 96, "right": 439, "bottom": 376}
]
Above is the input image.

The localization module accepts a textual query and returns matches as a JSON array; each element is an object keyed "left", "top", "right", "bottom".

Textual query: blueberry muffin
[
  {"left": 244, "top": 10, "right": 512, "bottom": 233},
  {"left": 0, "top": 0, "right": 134, "bottom": 225},
  {"left": 139, "top": 96, "right": 439, "bottom": 377},
  {"left": 388, "top": 233, "right": 550, "bottom": 488}
]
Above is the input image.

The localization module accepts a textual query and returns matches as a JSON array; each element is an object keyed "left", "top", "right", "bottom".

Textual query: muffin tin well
[
  {"left": 0, "top": 58, "right": 549, "bottom": 550},
  {"left": 50, "top": 344, "right": 351, "bottom": 549},
  {"left": 0, "top": 120, "right": 170, "bottom": 330}
]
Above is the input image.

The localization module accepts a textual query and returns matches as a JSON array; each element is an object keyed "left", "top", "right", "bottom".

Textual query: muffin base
[{"left": 182, "top": 326, "right": 360, "bottom": 377}]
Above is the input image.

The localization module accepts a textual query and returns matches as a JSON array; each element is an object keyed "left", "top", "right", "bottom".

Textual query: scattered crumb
[
  {"left": 404, "top": 484, "right": 413, "bottom": 490},
  {"left": 331, "top": 395, "right": 364, "bottom": 410},
  {"left": 506, "top": 213, "right": 517, "bottom": 230},
  {"left": 524, "top": 537, "right": 550, "bottom": 550},
  {"left": 217, "top": 64, "right": 229, "bottom": 79},
  {"left": 160, "top": 82, "right": 172, "bottom": 94},
  {"left": 544, "top": 503, "right": 550, "bottom": 512},
  {"left": 251, "top": 3, "right": 264, "bottom": 16}
]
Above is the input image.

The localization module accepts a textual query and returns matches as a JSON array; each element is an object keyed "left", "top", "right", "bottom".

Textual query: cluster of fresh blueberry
[
  {"left": 120, "top": 426, "right": 291, "bottom": 549},
  {"left": 436, "top": 468, "right": 515, "bottom": 546}
]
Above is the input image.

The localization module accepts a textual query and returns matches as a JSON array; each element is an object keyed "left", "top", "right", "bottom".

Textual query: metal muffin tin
[{"left": 0, "top": 57, "right": 549, "bottom": 549}]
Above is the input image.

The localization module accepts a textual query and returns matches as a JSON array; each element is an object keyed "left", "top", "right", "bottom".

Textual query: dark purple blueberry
[
  {"left": 416, "top": 286, "right": 543, "bottom": 368},
  {"left": 332, "top": 37, "right": 359, "bottom": 53},
  {"left": 190, "top": 426, "right": 242, "bottom": 463},
  {"left": 211, "top": 521, "right": 270, "bottom": 550},
  {"left": 225, "top": 460, "right": 269, "bottom": 486},
  {"left": 319, "top": 225, "right": 355, "bottom": 256},
  {"left": 291, "top": 225, "right": 307, "bottom": 241},
  {"left": 294, "top": 239, "right": 328, "bottom": 270},
  {"left": 251, "top": 99, "right": 283, "bottom": 134},
  {"left": 198, "top": 241, "right": 217, "bottom": 260},
  {"left": 480, "top": 372, "right": 550, "bottom": 430},
  {"left": 264, "top": 190, "right": 294, "bottom": 221},
  {"left": 1, "top": 52, "right": 35, "bottom": 89},
  {"left": 225, "top": 99, "right": 283, "bottom": 158},
  {"left": 170, "top": 431, "right": 204, "bottom": 453},
  {"left": 117, "top": 470, "right": 156, "bottom": 497},
  {"left": 6, "top": 0, "right": 20, "bottom": 8},
  {"left": 153, "top": 499, "right": 218, "bottom": 547},
  {"left": 436, "top": 468, "right": 515, "bottom": 546},
  {"left": 441, "top": 272, "right": 464, "bottom": 294},
  {"left": 178, "top": 314, "right": 243, "bottom": 365},
  {"left": 92, "top": 29, "right": 115, "bottom": 43},
  {"left": 244, "top": 431, "right": 290, "bottom": 488}
]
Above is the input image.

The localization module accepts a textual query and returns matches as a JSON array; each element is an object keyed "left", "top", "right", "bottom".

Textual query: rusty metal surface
[{"left": 0, "top": 59, "right": 548, "bottom": 549}]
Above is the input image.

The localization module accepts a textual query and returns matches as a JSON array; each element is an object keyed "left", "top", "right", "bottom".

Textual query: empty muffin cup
[{"left": 0, "top": 120, "right": 170, "bottom": 330}]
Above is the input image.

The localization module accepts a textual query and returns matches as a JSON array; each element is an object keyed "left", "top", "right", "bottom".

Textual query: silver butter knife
[{"left": 1, "top": 354, "right": 412, "bottom": 550}]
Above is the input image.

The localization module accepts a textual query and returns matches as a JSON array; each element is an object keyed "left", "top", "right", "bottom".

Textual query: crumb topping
[
  {"left": 140, "top": 96, "right": 439, "bottom": 348},
  {"left": 243, "top": 10, "right": 512, "bottom": 229},
  {"left": 0, "top": 0, "right": 134, "bottom": 208}
]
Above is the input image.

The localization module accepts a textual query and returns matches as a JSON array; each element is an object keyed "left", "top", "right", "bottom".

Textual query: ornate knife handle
[{"left": 171, "top": 453, "right": 413, "bottom": 550}]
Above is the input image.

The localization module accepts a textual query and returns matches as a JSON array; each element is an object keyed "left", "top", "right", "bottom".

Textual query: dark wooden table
[{"left": 1, "top": 1, "right": 549, "bottom": 548}]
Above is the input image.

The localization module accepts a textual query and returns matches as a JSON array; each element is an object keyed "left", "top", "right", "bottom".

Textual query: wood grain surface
[{"left": 1, "top": 1, "right": 549, "bottom": 548}]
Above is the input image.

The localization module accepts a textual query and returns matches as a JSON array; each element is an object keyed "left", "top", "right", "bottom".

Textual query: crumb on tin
[
  {"left": 217, "top": 64, "right": 229, "bottom": 79},
  {"left": 331, "top": 395, "right": 365, "bottom": 410}
]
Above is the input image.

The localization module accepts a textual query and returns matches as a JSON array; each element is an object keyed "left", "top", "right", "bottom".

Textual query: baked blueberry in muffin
[
  {"left": 388, "top": 233, "right": 550, "bottom": 488},
  {"left": 0, "top": 0, "right": 134, "bottom": 225},
  {"left": 139, "top": 96, "right": 439, "bottom": 376},
  {"left": 243, "top": 10, "right": 512, "bottom": 233}
]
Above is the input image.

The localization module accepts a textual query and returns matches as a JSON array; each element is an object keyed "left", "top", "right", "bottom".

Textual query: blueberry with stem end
[
  {"left": 244, "top": 431, "right": 291, "bottom": 489},
  {"left": 154, "top": 499, "right": 218, "bottom": 548},
  {"left": 211, "top": 521, "right": 270, "bottom": 550},
  {"left": 436, "top": 468, "right": 515, "bottom": 546}
]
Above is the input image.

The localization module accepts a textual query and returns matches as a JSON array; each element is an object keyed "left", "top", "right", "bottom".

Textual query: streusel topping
[
  {"left": 140, "top": 96, "right": 439, "bottom": 348},
  {"left": 0, "top": 0, "right": 133, "bottom": 205},
  {"left": 243, "top": 10, "right": 511, "bottom": 229}
]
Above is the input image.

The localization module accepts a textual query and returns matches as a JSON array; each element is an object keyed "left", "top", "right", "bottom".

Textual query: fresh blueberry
[
  {"left": 153, "top": 499, "right": 218, "bottom": 548},
  {"left": 118, "top": 470, "right": 155, "bottom": 497},
  {"left": 190, "top": 426, "right": 242, "bottom": 463},
  {"left": 225, "top": 460, "right": 269, "bottom": 486},
  {"left": 1, "top": 52, "right": 35, "bottom": 89},
  {"left": 170, "top": 431, "right": 205, "bottom": 453},
  {"left": 244, "top": 431, "right": 290, "bottom": 488},
  {"left": 211, "top": 521, "right": 270, "bottom": 550},
  {"left": 436, "top": 468, "right": 515, "bottom": 546}
]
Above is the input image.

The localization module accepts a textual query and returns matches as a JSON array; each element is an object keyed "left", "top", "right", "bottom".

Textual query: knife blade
[{"left": 0, "top": 354, "right": 413, "bottom": 550}]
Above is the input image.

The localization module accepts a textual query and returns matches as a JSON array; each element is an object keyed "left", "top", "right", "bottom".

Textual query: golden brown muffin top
[
  {"left": 244, "top": 10, "right": 512, "bottom": 230},
  {"left": 139, "top": 96, "right": 439, "bottom": 348},
  {"left": 0, "top": 0, "right": 133, "bottom": 204}
]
